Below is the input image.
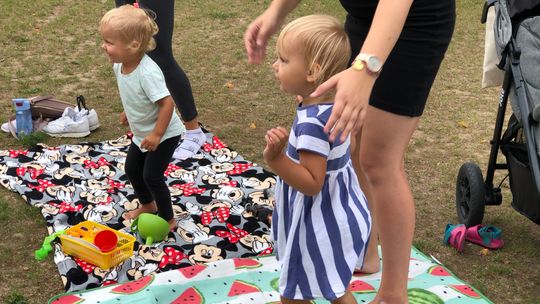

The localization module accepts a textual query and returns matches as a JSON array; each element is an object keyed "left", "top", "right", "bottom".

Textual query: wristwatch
[{"left": 352, "top": 53, "right": 383, "bottom": 75}]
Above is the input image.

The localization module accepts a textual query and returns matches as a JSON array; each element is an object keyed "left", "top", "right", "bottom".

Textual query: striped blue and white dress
[{"left": 272, "top": 103, "right": 372, "bottom": 301}]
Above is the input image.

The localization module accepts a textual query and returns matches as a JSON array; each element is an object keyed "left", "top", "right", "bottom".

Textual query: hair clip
[
  {"left": 144, "top": 8, "right": 157, "bottom": 20},
  {"left": 133, "top": 2, "right": 139, "bottom": 8}
]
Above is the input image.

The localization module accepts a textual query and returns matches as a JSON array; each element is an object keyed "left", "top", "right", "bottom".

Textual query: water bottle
[{"left": 12, "top": 98, "right": 33, "bottom": 137}]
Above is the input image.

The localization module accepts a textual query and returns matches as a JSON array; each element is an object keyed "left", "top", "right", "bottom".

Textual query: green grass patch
[
  {"left": 4, "top": 292, "right": 29, "bottom": 304},
  {"left": 0, "top": 0, "right": 539, "bottom": 303}
]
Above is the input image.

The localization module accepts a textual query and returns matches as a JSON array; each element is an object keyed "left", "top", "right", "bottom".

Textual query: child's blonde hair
[
  {"left": 99, "top": 4, "right": 158, "bottom": 54},
  {"left": 277, "top": 15, "right": 351, "bottom": 86}
]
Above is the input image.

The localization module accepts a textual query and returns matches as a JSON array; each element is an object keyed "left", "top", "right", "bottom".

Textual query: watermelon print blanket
[
  {"left": 0, "top": 130, "right": 275, "bottom": 292},
  {"left": 49, "top": 247, "right": 493, "bottom": 304}
]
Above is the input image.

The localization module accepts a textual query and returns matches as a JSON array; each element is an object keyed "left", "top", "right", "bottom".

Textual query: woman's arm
[
  {"left": 311, "top": 0, "right": 414, "bottom": 142},
  {"left": 360, "top": 0, "right": 413, "bottom": 63},
  {"left": 244, "top": 0, "right": 302, "bottom": 64}
]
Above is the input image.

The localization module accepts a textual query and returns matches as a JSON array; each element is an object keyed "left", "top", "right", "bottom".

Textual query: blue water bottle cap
[
  {"left": 12, "top": 98, "right": 31, "bottom": 110},
  {"left": 12, "top": 98, "right": 33, "bottom": 137}
]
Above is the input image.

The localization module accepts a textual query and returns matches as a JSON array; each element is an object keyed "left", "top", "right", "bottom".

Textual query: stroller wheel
[{"left": 455, "top": 162, "right": 485, "bottom": 227}]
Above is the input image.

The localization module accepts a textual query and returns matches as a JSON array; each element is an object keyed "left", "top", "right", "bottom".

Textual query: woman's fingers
[
  {"left": 244, "top": 15, "right": 274, "bottom": 64},
  {"left": 244, "top": 21, "right": 263, "bottom": 64},
  {"left": 339, "top": 107, "right": 360, "bottom": 142},
  {"left": 316, "top": 68, "right": 372, "bottom": 142},
  {"left": 328, "top": 103, "right": 352, "bottom": 142},
  {"left": 311, "top": 73, "right": 338, "bottom": 99},
  {"left": 312, "top": 74, "right": 341, "bottom": 135}
]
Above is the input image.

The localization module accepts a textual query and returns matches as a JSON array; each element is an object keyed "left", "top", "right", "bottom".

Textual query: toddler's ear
[
  {"left": 129, "top": 40, "right": 141, "bottom": 51},
  {"left": 307, "top": 63, "right": 321, "bottom": 83}
]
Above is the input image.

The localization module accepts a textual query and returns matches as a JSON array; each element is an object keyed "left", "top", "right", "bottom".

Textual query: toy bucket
[{"left": 130, "top": 213, "right": 170, "bottom": 245}]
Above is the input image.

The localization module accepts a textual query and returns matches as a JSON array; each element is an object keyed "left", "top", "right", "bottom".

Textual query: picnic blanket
[
  {"left": 49, "top": 247, "right": 493, "bottom": 304},
  {"left": 0, "top": 130, "right": 275, "bottom": 292},
  {"left": 0, "top": 131, "right": 493, "bottom": 304}
]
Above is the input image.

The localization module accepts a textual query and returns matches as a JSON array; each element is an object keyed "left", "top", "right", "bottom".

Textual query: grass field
[{"left": 0, "top": 0, "right": 539, "bottom": 303}]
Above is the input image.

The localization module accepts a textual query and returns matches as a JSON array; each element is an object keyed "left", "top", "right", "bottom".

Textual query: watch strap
[{"left": 354, "top": 53, "right": 382, "bottom": 74}]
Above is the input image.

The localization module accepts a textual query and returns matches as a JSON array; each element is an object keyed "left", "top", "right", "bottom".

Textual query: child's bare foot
[
  {"left": 167, "top": 218, "right": 177, "bottom": 231},
  {"left": 355, "top": 238, "right": 381, "bottom": 274},
  {"left": 123, "top": 202, "right": 158, "bottom": 220},
  {"left": 354, "top": 261, "right": 380, "bottom": 274},
  {"left": 354, "top": 253, "right": 381, "bottom": 274}
]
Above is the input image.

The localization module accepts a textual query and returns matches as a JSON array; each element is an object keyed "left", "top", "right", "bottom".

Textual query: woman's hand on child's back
[
  {"left": 263, "top": 127, "right": 288, "bottom": 163},
  {"left": 310, "top": 67, "right": 376, "bottom": 142},
  {"left": 141, "top": 133, "right": 161, "bottom": 152}
]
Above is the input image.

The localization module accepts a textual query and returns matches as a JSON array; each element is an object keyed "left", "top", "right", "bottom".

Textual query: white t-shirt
[{"left": 113, "top": 54, "right": 185, "bottom": 148}]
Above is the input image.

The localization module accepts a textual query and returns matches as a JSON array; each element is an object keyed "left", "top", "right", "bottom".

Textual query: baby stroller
[{"left": 455, "top": 0, "right": 540, "bottom": 227}]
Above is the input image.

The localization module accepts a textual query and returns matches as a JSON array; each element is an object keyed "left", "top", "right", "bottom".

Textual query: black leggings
[
  {"left": 115, "top": 0, "right": 198, "bottom": 122},
  {"left": 125, "top": 135, "right": 180, "bottom": 221}
]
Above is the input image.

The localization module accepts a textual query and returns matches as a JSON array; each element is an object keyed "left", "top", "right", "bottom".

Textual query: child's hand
[
  {"left": 119, "top": 112, "right": 128, "bottom": 125},
  {"left": 141, "top": 132, "right": 161, "bottom": 152},
  {"left": 263, "top": 127, "right": 288, "bottom": 162}
]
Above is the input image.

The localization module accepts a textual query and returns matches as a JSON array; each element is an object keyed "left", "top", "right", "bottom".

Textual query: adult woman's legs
[
  {"left": 359, "top": 106, "right": 419, "bottom": 304},
  {"left": 139, "top": 0, "right": 206, "bottom": 160},
  {"left": 351, "top": 132, "right": 380, "bottom": 274}
]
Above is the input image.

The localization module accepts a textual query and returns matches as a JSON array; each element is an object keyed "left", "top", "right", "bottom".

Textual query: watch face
[{"left": 367, "top": 56, "right": 382, "bottom": 72}]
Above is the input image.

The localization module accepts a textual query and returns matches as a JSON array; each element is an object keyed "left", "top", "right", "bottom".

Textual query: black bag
[{"left": 501, "top": 115, "right": 540, "bottom": 224}]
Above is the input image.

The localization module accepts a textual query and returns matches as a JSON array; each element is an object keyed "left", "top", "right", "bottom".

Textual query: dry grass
[{"left": 0, "top": 0, "right": 539, "bottom": 303}]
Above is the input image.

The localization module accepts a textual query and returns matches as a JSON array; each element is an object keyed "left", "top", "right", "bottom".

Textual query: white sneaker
[
  {"left": 172, "top": 129, "right": 207, "bottom": 160},
  {"left": 1, "top": 119, "right": 15, "bottom": 133},
  {"left": 44, "top": 107, "right": 77, "bottom": 131},
  {"left": 75, "top": 107, "right": 100, "bottom": 131},
  {"left": 44, "top": 108, "right": 91, "bottom": 137}
]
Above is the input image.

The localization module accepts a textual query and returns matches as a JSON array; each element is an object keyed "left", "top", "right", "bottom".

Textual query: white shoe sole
[
  {"left": 1, "top": 121, "right": 15, "bottom": 133},
  {"left": 46, "top": 131, "right": 91, "bottom": 138},
  {"left": 89, "top": 122, "right": 100, "bottom": 131}
]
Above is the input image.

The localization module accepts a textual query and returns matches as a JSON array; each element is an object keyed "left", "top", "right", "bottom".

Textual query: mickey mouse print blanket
[{"left": 0, "top": 130, "right": 275, "bottom": 292}]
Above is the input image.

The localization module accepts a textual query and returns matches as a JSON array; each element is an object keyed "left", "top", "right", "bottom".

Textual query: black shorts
[{"left": 344, "top": 0, "right": 456, "bottom": 117}]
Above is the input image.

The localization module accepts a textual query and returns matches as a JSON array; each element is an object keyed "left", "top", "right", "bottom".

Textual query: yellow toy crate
[{"left": 59, "top": 221, "right": 135, "bottom": 269}]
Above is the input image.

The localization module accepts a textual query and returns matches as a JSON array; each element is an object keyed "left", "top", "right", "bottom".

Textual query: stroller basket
[{"left": 501, "top": 116, "right": 540, "bottom": 224}]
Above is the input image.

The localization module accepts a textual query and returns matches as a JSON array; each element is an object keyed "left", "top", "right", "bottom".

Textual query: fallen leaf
[
  {"left": 458, "top": 120, "right": 468, "bottom": 128},
  {"left": 225, "top": 82, "right": 234, "bottom": 89},
  {"left": 249, "top": 123, "right": 256, "bottom": 129},
  {"left": 480, "top": 248, "right": 490, "bottom": 256}
]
